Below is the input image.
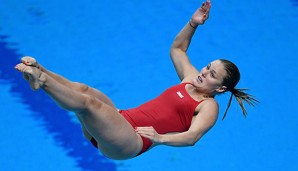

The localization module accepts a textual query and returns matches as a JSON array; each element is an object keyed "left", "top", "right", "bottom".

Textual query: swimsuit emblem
[{"left": 176, "top": 91, "right": 184, "bottom": 98}]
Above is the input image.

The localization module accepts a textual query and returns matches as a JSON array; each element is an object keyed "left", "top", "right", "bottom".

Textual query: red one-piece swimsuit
[{"left": 90, "top": 83, "right": 204, "bottom": 156}]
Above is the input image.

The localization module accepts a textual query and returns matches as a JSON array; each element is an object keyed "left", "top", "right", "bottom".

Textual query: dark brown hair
[{"left": 219, "top": 59, "right": 259, "bottom": 120}]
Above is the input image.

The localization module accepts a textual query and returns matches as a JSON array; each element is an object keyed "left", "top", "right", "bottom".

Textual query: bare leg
[
  {"left": 21, "top": 57, "right": 114, "bottom": 107},
  {"left": 15, "top": 64, "right": 142, "bottom": 159},
  {"left": 21, "top": 56, "right": 115, "bottom": 140}
]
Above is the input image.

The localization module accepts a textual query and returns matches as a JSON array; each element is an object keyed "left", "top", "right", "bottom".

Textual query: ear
[{"left": 216, "top": 86, "right": 227, "bottom": 93}]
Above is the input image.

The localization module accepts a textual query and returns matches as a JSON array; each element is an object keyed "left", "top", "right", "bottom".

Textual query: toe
[
  {"left": 15, "top": 63, "right": 23, "bottom": 71},
  {"left": 16, "top": 63, "right": 30, "bottom": 72},
  {"left": 21, "top": 56, "right": 36, "bottom": 66}
]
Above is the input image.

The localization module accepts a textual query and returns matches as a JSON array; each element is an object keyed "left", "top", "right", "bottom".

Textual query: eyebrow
[{"left": 210, "top": 63, "right": 217, "bottom": 76}]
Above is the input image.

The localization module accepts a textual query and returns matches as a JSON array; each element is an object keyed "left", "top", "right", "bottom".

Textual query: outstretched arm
[{"left": 170, "top": 0, "right": 211, "bottom": 81}]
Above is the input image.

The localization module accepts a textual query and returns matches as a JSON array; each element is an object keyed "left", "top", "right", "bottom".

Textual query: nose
[
  {"left": 202, "top": 72, "right": 206, "bottom": 78},
  {"left": 201, "top": 70, "right": 209, "bottom": 78}
]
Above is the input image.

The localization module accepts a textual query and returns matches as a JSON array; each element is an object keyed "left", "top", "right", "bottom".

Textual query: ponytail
[
  {"left": 219, "top": 59, "right": 259, "bottom": 120},
  {"left": 222, "top": 88, "right": 259, "bottom": 120}
]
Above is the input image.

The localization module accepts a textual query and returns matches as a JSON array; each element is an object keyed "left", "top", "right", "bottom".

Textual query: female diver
[{"left": 15, "top": 0, "right": 258, "bottom": 160}]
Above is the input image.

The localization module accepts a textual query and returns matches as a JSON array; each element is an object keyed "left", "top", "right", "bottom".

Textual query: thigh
[
  {"left": 78, "top": 97, "right": 142, "bottom": 159},
  {"left": 73, "top": 83, "right": 119, "bottom": 142}
]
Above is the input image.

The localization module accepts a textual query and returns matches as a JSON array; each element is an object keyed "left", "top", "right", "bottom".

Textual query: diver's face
[{"left": 192, "top": 60, "right": 227, "bottom": 94}]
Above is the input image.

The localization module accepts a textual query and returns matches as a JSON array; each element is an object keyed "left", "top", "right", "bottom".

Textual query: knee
[
  {"left": 74, "top": 82, "right": 90, "bottom": 93},
  {"left": 84, "top": 95, "right": 103, "bottom": 110}
]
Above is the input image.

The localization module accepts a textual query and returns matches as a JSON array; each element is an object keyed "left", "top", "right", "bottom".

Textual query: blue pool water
[{"left": 0, "top": 0, "right": 297, "bottom": 170}]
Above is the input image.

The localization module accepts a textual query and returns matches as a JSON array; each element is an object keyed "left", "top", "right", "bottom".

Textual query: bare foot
[
  {"left": 21, "top": 56, "right": 40, "bottom": 81},
  {"left": 15, "top": 63, "right": 45, "bottom": 90},
  {"left": 21, "top": 56, "right": 39, "bottom": 67}
]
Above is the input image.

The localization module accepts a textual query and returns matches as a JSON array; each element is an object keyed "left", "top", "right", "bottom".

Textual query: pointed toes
[{"left": 21, "top": 56, "right": 37, "bottom": 66}]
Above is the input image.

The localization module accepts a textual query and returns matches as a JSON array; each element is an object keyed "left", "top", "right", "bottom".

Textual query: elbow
[
  {"left": 170, "top": 48, "right": 185, "bottom": 58},
  {"left": 187, "top": 135, "right": 202, "bottom": 146},
  {"left": 169, "top": 48, "right": 177, "bottom": 59},
  {"left": 171, "top": 38, "right": 189, "bottom": 51},
  {"left": 170, "top": 46, "right": 179, "bottom": 54},
  {"left": 170, "top": 39, "right": 187, "bottom": 53},
  {"left": 185, "top": 139, "right": 198, "bottom": 147},
  {"left": 188, "top": 142, "right": 196, "bottom": 147}
]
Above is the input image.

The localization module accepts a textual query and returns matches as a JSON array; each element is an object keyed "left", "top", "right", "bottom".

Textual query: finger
[
  {"left": 138, "top": 131, "right": 154, "bottom": 138},
  {"left": 137, "top": 131, "right": 154, "bottom": 135},
  {"left": 137, "top": 132, "right": 153, "bottom": 139},
  {"left": 138, "top": 133, "right": 153, "bottom": 140},
  {"left": 201, "top": 3, "right": 207, "bottom": 10},
  {"left": 203, "top": 1, "right": 211, "bottom": 7},
  {"left": 199, "top": 8, "right": 206, "bottom": 13},
  {"left": 136, "top": 126, "right": 153, "bottom": 129},
  {"left": 206, "top": 1, "right": 211, "bottom": 10},
  {"left": 135, "top": 126, "right": 154, "bottom": 131},
  {"left": 201, "top": 4, "right": 209, "bottom": 12},
  {"left": 137, "top": 132, "right": 153, "bottom": 138},
  {"left": 204, "top": 6, "right": 211, "bottom": 14},
  {"left": 136, "top": 129, "right": 153, "bottom": 135}
]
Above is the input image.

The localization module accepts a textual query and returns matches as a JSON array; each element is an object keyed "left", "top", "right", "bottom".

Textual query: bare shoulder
[
  {"left": 190, "top": 98, "right": 219, "bottom": 133},
  {"left": 196, "top": 98, "right": 219, "bottom": 119},
  {"left": 203, "top": 98, "right": 219, "bottom": 108},
  {"left": 198, "top": 98, "right": 218, "bottom": 109}
]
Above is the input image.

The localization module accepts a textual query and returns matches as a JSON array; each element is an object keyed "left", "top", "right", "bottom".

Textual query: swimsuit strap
[
  {"left": 181, "top": 82, "right": 207, "bottom": 104},
  {"left": 181, "top": 82, "right": 192, "bottom": 85}
]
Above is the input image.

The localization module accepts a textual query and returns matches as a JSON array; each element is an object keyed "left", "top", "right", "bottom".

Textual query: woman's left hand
[
  {"left": 191, "top": 0, "right": 212, "bottom": 26},
  {"left": 135, "top": 126, "right": 162, "bottom": 144}
]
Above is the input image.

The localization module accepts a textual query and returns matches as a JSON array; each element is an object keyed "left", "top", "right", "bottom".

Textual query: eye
[{"left": 207, "top": 64, "right": 211, "bottom": 69}]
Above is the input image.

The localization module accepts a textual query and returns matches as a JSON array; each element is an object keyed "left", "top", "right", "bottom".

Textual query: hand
[
  {"left": 191, "top": 0, "right": 212, "bottom": 26},
  {"left": 135, "top": 126, "right": 162, "bottom": 144}
]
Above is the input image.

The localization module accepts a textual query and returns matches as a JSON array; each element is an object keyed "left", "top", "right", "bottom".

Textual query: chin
[
  {"left": 191, "top": 80, "right": 199, "bottom": 87},
  {"left": 192, "top": 78, "right": 202, "bottom": 88}
]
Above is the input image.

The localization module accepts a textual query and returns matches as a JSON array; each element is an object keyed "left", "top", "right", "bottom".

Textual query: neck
[{"left": 188, "top": 84, "right": 214, "bottom": 99}]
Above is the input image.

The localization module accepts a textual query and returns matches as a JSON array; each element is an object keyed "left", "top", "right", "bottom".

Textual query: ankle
[{"left": 39, "top": 72, "right": 47, "bottom": 86}]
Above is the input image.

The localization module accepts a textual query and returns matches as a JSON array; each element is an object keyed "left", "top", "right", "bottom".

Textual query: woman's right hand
[{"left": 190, "top": 0, "right": 212, "bottom": 26}]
